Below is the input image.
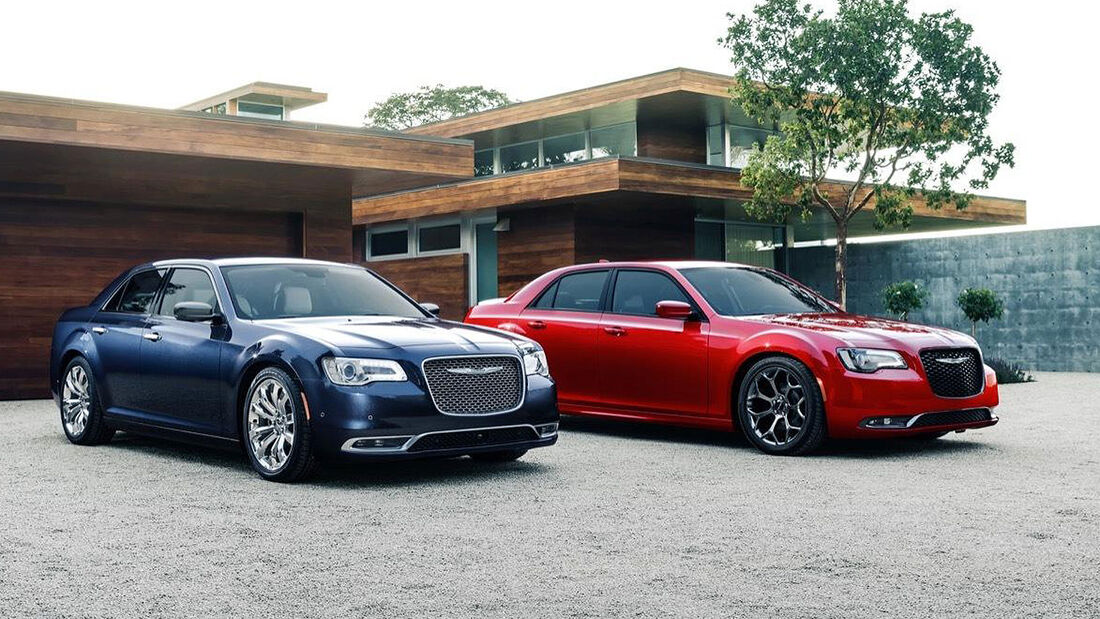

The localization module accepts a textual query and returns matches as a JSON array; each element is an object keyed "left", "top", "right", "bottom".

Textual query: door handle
[
  {"left": 603, "top": 326, "right": 627, "bottom": 337},
  {"left": 91, "top": 326, "right": 107, "bottom": 335},
  {"left": 527, "top": 320, "right": 547, "bottom": 330},
  {"left": 142, "top": 332, "right": 162, "bottom": 342}
]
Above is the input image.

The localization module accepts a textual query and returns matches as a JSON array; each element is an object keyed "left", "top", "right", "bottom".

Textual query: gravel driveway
[{"left": 1, "top": 373, "right": 1097, "bottom": 618}]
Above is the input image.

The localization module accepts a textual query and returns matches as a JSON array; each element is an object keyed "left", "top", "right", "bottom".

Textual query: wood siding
[
  {"left": 636, "top": 118, "right": 706, "bottom": 164},
  {"left": 363, "top": 254, "right": 469, "bottom": 321},
  {"left": 575, "top": 199, "right": 695, "bottom": 264},
  {"left": 0, "top": 199, "right": 302, "bottom": 400},
  {"left": 497, "top": 207, "right": 577, "bottom": 297}
]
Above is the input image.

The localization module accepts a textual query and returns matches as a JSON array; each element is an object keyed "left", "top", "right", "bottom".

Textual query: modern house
[
  {"left": 352, "top": 68, "right": 1026, "bottom": 319},
  {"left": 0, "top": 68, "right": 1027, "bottom": 399}
]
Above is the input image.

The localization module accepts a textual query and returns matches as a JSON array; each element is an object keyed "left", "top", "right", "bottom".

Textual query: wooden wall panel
[
  {"left": 363, "top": 254, "right": 469, "bottom": 321},
  {"left": 0, "top": 199, "right": 302, "bottom": 400},
  {"left": 574, "top": 198, "right": 695, "bottom": 264},
  {"left": 636, "top": 119, "right": 706, "bottom": 164},
  {"left": 496, "top": 206, "right": 577, "bottom": 297}
]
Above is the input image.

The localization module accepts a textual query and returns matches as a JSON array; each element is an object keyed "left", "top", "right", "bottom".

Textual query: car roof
[
  {"left": 562, "top": 260, "right": 757, "bottom": 271},
  {"left": 144, "top": 257, "right": 359, "bottom": 269}
]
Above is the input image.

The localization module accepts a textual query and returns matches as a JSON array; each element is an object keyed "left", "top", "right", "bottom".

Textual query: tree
[
  {"left": 720, "top": 0, "right": 1014, "bottom": 308},
  {"left": 882, "top": 280, "right": 927, "bottom": 321},
  {"left": 956, "top": 287, "right": 1004, "bottom": 337},
  {"left": 365, "top": 85, "right": 513, "bottom": 130}
]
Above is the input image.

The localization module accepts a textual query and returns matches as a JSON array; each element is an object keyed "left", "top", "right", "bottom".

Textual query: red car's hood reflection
[{"left": 741, "top": 312, "right": 974, "bottom": 351}]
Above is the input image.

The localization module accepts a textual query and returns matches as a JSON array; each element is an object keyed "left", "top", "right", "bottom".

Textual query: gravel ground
[{"left": 1, "top": 372, "right": 1098, "bottom": 618}]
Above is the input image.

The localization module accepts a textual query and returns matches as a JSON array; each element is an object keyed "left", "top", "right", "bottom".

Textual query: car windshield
[
  {"left": 221, "top": 264, "right": 427, "bottom": 320},
  {"left": 679, "top": 266, "right": 833, "bottom": 316}
]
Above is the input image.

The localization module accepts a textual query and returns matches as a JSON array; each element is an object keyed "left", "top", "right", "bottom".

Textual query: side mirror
[
  {"left": 655, "top": 300, "right": 694, "bottom": 320},
  {"left": 420, "top": 302, "right": 441, "bottom": 317},
  {"left": 174, "top": 301, "right": 221, "bottom": 323}
]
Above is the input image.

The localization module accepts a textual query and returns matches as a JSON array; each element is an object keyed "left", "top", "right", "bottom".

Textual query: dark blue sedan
[{"left": 50, "top": 258, "right": 559, "bottom": 482}]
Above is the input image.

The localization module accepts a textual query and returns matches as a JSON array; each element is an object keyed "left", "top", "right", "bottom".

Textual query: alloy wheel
[
  {"left": 745, "top": 366, "right": 807, "bottom": 446},
  {"left": 247, "top": 378, "right": 296, "bottom": 472},
  {"left": 61, "top": 364, "right": 92, "bottom": 437}
]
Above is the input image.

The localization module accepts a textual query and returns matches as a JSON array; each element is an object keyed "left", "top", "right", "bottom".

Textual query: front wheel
[
  {"left": 736, "top": 356, "right": 827, "bottom": 456},
  {"left": 243, "top": 368, "right": 316, "bottom": 482}
]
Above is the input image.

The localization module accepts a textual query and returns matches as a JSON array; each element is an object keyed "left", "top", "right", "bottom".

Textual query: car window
[
  {"left": 157, "top": 268, "right": 219, "bottom": 317},
  {"left": 679, "top": 266, "right": 831, "bottom": 316},
  {"left": 610, "top": 270, "right": 691, "bottom": 317},
  {"left": 536, "top": 270, "right": 608, "bottom": 312},
  {"left": 105, "top": 269, "right": 167, "bottom": 314}
]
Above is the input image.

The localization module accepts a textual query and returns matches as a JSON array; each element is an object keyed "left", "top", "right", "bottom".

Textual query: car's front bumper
[
  {"left": 823, "top": 363, "right": 1000, "bottom": 439},
  {"left": 300, "top": 374, "right": 559, "bottom": 461}
]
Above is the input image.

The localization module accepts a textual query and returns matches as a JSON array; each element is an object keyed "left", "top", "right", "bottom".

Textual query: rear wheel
[
  {"left": 243, "top": 368, "right": 316, "bottom": 482},
  {"left": 470, "top": 448, "right": 528, "bottom": 463},
  {"left": 59, "top": 357, "right": 114, "bottom": 445},
  {"left": 737, "top": 356, "right": 826, "bottom": 456}
]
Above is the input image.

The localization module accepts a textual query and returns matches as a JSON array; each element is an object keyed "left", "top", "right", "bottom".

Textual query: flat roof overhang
[
  {"left": 0, "top": 90, "right": 473, "bottom": 197},
  {"left": 352, "top": 157, "right": 1026, "bottom": 241}
]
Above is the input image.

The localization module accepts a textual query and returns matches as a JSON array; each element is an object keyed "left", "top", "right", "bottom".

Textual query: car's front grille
[
  {"left": 919, "top": 348, "right": 984, "bottom": 398},
  {"left": 407, "top": 426, "right": 539, "bottom": 453},
  {"left": 421, "top": 355, "right": 524, "bottom": 414},
  {"left": 911, "top": 408, "right": 993, "bottom": 428}
]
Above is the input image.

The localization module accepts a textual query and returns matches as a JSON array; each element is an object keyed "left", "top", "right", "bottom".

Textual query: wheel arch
[{"left": 729, "top": 333, "right": 832, "bottom": 429}]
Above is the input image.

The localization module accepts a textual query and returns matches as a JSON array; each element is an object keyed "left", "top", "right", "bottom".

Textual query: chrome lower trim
[{"left": 339, "top": 423, "right": 554, "bottom": 454}]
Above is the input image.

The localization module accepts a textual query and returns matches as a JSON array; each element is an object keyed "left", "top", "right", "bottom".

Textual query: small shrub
[
  {"left": 985, "top": 357, "right": 1035, "bottom": 384},
  {"left": 882, "top": 281, "right": 928, "bottom": 321},
  {"left": 956, "top": 288, "right": 1005, "bottom": 336}
]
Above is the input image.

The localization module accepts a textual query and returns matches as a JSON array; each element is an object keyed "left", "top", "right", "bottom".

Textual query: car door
[
  {"left": 518, "top": 269, "right": 610, "bottom": 408},
  {"left": 89, "top": 268, "right": 167, "bottom": 411},
  {"left": 597, "top": 269, "right": 710, "bottom": 418},
  {"left": 138, "top": 267, "right": 226, "bottom": 434}
]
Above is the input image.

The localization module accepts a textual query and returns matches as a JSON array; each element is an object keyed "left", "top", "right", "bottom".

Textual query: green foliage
[
  {"left": 881, "top": 280, "right": 927, "bottom": 320},
  {"left": 720, "top": 0, "right": 1014, "bottom": 305},
  {"left": 985, "top": 357, "right": 1034, "bottom": 384},
  {"left": 956, "top": 287, "right": 1004, "bottom": 324},
  {"left": 366, "top": 85, "right": 513, "bottom": 130}
]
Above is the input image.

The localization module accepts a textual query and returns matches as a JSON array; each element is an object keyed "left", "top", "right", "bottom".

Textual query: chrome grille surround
[
  {"left": 919, "top": 348, "right": 984, "bottom": 398},
  {"left": 420, "top": 354, "right": 525, "bottom": 415}
]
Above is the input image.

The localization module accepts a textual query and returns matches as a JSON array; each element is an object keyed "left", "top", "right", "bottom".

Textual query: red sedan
[{"left": 465, "top": 261, "right": 999, "bottom": 455}]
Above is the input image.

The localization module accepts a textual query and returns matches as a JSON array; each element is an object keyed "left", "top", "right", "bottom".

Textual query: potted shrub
[
  {"left": 956, "top": 288, "right": 1005, "bottom": 337},
  {"left": 882, "top": 281, "right": 928, "bottom": 322}
]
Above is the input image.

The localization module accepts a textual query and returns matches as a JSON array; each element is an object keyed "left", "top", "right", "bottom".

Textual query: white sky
[{"left": 2, "top": 0, "right": 1095, "bottom": 229}]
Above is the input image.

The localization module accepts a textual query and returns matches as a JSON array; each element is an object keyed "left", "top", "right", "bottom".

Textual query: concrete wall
[{"left": 788, "top": 225, "right": 1100, "bottom": 372}]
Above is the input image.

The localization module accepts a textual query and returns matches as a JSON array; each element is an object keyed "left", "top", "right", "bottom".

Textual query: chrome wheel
[
  {"left": 247, "top": 378, "right": 296, "bottom": 472},
  {"left": 62, "top": 364, "right": 92, "bottom": 437},
  {"left": 745, "top": 366, "right": 807, "bottom": 447}
]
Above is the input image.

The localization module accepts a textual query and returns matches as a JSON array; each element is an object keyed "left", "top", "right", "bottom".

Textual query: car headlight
[
  {"left": 321, "top": 357, "right": 407, "bottom": 386},
  {"left": 516, "top": 341, "right": 550, "bottom": 377},
  {"left": 836, "top": 348, "right": 908, "bottom": 373}
]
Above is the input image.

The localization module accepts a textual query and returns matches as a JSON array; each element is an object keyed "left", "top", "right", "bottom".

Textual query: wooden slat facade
[{"left": 363, "top": 254, "right": 470, "bottom": 321}]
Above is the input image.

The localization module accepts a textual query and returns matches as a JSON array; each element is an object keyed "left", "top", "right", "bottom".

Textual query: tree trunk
[
  {"left": 971, "top": 322, "right": 977, "bottom": 338},
  {"left": 834, "top": 221, "right": 848, "bottom": 310}
]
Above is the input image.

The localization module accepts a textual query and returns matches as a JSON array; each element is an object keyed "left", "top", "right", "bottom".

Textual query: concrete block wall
[{"left": 788, "top": 225, "right": 1100, "bottom": 372}]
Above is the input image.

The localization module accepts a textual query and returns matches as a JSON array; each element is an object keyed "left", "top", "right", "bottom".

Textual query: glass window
[
  {"left": 221, "top": 264, "right": 426, "bottom": 320},
  {"left": 369, "top": 229, "right": 409, "bottom": 257},
  {"left": 236, "top": 100, "right": 284, "bottom": 120},
  {"left": 539, "top": 270, "right": 608, "bottom": 312},
  {"left": 532, "top": 281, "right": 559, "bottom": 309},
  {"left": 107, "top": 269, "right": 167, "bottom": 314},
  {"left": 694, "top": 221, "right": 725, "bottom": 261},
  {"left": 474, "top": 149, "right": 495, "bottom": 176},
  {"left": 728, "top": 127, "right": 772, "bottom": 167},
  {"left": 610, "top": 271, "right": 691, "bottom": 316},
  {"left": 590, "top": 123, "right": 636, "bottom": 159},
  {"left": 418, "top": 223, "right": 461, "bottom": 253},
  {"left": 707, "top": 124, "right": 725, "bottom": 166},
  {"left": 499, "top": 141, "right": 539, "bottom": 172},
  {"left": 680, "top": 267, "right": 831, "bottom": 316},
  {"left": 158, "top": 268, "right": 219, "bottom": 316},
  {"left": 542, "top": 132, "right": 586, "bottom": 166}
]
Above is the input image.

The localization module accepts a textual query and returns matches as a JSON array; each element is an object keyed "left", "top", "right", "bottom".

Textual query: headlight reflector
[
  {"left": 837, "top": 348, "right": 907, "bottom": 373},
  {"left": 322, "top": 357, "right": 407, "bottom": 386},
  {"left": 516, "top": 341, "right": 550, "bottom": 377}
]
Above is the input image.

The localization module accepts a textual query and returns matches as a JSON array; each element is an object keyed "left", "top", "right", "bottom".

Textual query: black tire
[
  {"left": 59, "top": 357, "right": 115, "bottom": 446},
  {"left": 736, "top": 356, "right": 827, "bottom": 456},
  {"left": 242, "top": 367, "right": 316, "bottom": 482},
  {"left": 470, "top": 448, "right": 528, "bottom": 463}
]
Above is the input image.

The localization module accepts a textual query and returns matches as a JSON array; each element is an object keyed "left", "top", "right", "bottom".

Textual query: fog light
[
  {"left": 351, "top": 436, "right": 411, "bottom": 450},
  {"left": 536, "top": 423, "right": 558, "bottom": 437},
  {"left": 862, "top": 416, "right": 912, "bottom": 429}
]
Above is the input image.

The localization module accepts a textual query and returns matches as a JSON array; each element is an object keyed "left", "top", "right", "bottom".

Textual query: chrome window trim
[
  {"left": 419, "top": 353, "right": 527, "bottom": 416},
  {"left": 340, "top": 423, "right": 554, "bottom": 454}
]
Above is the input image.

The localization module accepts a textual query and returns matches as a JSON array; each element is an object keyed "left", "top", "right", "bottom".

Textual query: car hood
[
  {"left": 257, "top": 316, "right": 522, "bottom": 352},
  {"left": 743, "top": 313, "right": 977, "bottom": 351}
]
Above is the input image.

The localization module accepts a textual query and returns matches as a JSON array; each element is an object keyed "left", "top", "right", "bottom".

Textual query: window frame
[
  {"left": 605, "top": 268, "right": 704, "bottom": 319},
  {"left": 415, "top": 218, "right": 464, "bottom": 257},
  {"left": 525, "top": 268, "right": 612, "bottom": 314},
  {"left": 367, "top": 223, "right": 413, "bottom": 260},
  {"left": 154, "top": 266, "right": 224, "bottom": 320}
]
